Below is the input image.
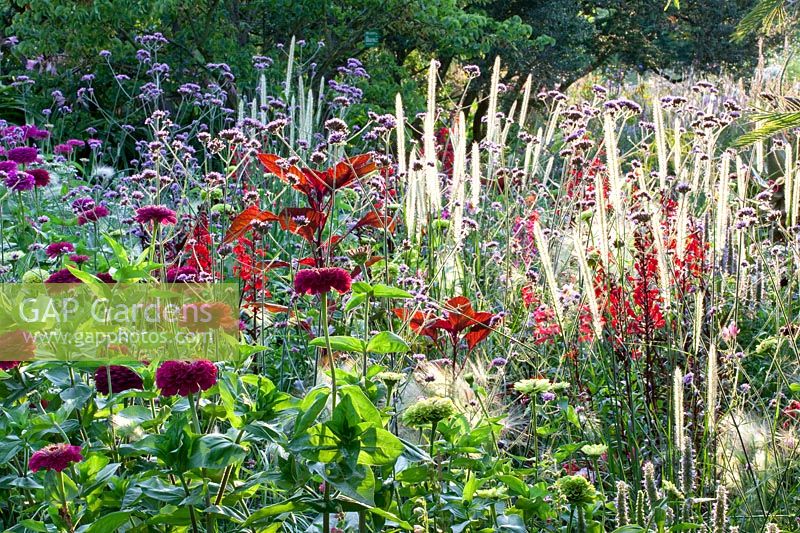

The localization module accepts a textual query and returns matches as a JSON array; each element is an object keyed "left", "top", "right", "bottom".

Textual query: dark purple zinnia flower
[
  {"left": 135, "top": 205, "right": 177, "bottom": 225},
  {"left": 0, "top": 160, "right": 16, "bottom": 173},
  {"left": 45, "top": 241, "right": 75, "bottom": 258},
  {"left": 28, "top": 168, "right": 50, "bottom": 187},
  {"left": 77, "top": 205, "right": 109, "bottom": 225},
  {"left": 6, "top": 146, "right": 38, "bottom": 165},
  {"left": 96, "top": 272, "right": 116, "bottom": 283},
  {"left": 294, "top": 267, "right": 352, "bottom": 295},
  {"left": 71, "top": 197, "right": 95, "bottom": 213},
  {"left": 4, "top": 171, "right": 35, "bottom": 191},
  {"left": 29, "top": 443, "right": 83, "bottom": 472},
  {"left": 94, "top": 365, "right": 144, "bottom": 395},
  {"left": 69, "top": 254, "right": 89, "bottom": 264},
  {"left": 44, "top": 268, "right": 82, "bottom": 284},
  {"left": 155, "top": 360, "right": 218, "bottom": 397}
]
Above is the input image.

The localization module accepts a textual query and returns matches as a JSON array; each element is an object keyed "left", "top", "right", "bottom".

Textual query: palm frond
[
  {"left": 732, "top": 112, "right": 800, "bottom": 147},
  {"left": 733, "top": 0, "right": 787, "bottom": 41}
]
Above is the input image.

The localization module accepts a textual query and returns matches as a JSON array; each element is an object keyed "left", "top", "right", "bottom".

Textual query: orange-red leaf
[{"left": 223, "top": 205, "right": 277, "bottom": 244}]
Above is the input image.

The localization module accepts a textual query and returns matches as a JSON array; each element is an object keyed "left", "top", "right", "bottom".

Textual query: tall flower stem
[
  {"left": 320, "top": 290, "right": 336, "bottom": 532},
  {"left": 320, "top": 291, "right": 337, "bottom": 410}
]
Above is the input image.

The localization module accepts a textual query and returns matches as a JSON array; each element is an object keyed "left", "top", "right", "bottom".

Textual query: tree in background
[{"left": 0, "top": 0, "right": 758, "bottom": 140}]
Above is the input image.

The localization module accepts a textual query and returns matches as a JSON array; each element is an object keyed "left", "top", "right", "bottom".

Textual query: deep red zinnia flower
[
  {"left": 155, "top": 360, "right": 218, "bottom": 397},
  {"left": 44, "top": 268, "right": 82, "bottom": 284},
  {"left": 294, "top": 267, "right": 352, "bottom": 295},
  {"left": 29, "top": 443, "right": 83, "bottom": 472},
  {"left": 45, "top": 241, "right": 75, "bottom": 258},
  {"left": 94, "top": 365, "right": 144, "bottom": 395},
  {"left": 28, "top": 168, "right": 50, "bottom": 187},
  {"left": 6, "top": 147, "right": 39, "bottom": 165},
  {"left": 69, "top": 254, "right": 90, "bottom": 264},
  {"left": 135, "top": 205, "right": 177, "bottom": 225}
]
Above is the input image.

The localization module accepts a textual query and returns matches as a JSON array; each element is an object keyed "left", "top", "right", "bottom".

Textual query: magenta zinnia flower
[
  {"left": 45, "top": 241, "right": 75, "bottom": 258},
  {"left": 77, "top": 205, "right": 109, "bottom": 225},
  {"left": 294, "top": 267, "right": 352, "bottom": 295},
  {"left": 6, "top": 146, "right": 38, "bottom": 165},
  {"left": 28, "top": 168, "right": 50, "bottom": 187},
  {"left": 155, "top": 360, "right": 218, "bottom": 396},
  {"left": 29, "top": 443, "right": 83, "bottom": 472},
  {"left": 96, "top": 272, "right": 116, "bottom": 283},
  {"left": 44, "top": 268, "right": 82, "bottom": 284},
  {"left": 135, "top": 205, "right": 177, "bottom": 225},
  {"left": 94, "top": 365, "right": 144, "bottom": 395},
  {"left": 4, "top": 171, "right": 35, "bottom": 191},
  {"left": 69, "top": 254, "right": 89, "bottom": 264}
]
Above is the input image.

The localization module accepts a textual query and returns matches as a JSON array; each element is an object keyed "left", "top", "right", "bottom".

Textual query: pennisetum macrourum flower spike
[{"left": 615, "top": 480, "right": 630, "bottom": 527}]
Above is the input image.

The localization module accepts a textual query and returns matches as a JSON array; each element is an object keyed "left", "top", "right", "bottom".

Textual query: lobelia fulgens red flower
[
  {"left": 29, "top": 443, "right": 83, "bottom": 472},
  {"left": 294, "top": 267, "right": 352, "bottom": 295},
  {"left": 155, "top": 360, "right": 218, "bottom": 397}
]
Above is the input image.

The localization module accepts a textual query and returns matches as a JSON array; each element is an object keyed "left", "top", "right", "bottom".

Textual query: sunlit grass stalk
[{"left": 533, "top": 221, "right": 563, "bottom": 324}]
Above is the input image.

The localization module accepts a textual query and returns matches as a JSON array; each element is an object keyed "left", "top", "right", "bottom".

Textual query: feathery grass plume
[
  {"left": 714, "top": 151, "right": 732, "bottom": 259},
  {"left": 673, "top": 367, "right": 685, "bottom": 452},
  {"left": 735, "top": 154, "right": 747, "bottom": 200},
  {"left": 518, "top": 73, "right": 532, "bottom": 129},
  {"left": 693, "top": 291, "right": 704, "bottom": 354},
  {"left": 527, "top": 127, "right": 544, "bottom": 186},
  {"left": 706, "top": 345, "right": 718, "bottom": 433},
  {"left": 396, "top": 94, "right": 407, "bottom": 179},
  {"left": 485, "top": 56, "right": 501, "bottom": 143},
  {"left": 680, "top": 436, "right": 696, "bottom": 495},
  {"left": 765, "top": 523, "right": 780, "bottom": 533},
  {"left": 649, "top": 207, "right": 671, "bottom": 308},
  {"left": 711, "top": 485, "right": 728, "bottom": 533},
  {"left": 284, "top": 36, "right": 295, "bottom": 100},
  {"left": 690, "top": 151, "right": 703, "bottom": 195},
  {"left": 654, "top": 97, "right": 668, "bottom": 189},
  {"left": 450, "top": 112, "right": 467, "bottom": 245},
  {"left": 259, "top": 73, "right": 268, "bottom": 124},
  {"left": 573, "top": 231, "right": 603, "bottom": 339},
  {"left": 634, "top": 489, "right": 647, "bottom": 526},
  {"left": 470, "top": 142, "right": 481, "bottom": 208},
  {"left": 521, "top": 140, "right": 533, "bottom": 190},
  {"left": 593, "top": 159, "right": 611, "bottom": 269},
  {"left": 500, "top": 100, "right": 517, "bottom": 146},
  {"left": 730, "top": 528, "right": 739, "bottom": 533},
  {"left": 406, "top": 151, "right": 420, "bottom": 239},
  {"left": 615, "top": 481, "right": 630, "bottom": 527},
  {"left": 643, "top": 461, "right": 661, "bottom": 509},
  {"left": 602, "top": 112, "right": 625, "bottom": 245},
  {"left": 544, "top": 101, "right": 563, "bottom": 146},
  {"left": 533, "top": 221, "right": 563, "bottom": 324},
  {"left": 673, "top": 117, "right": 682, "bottom": 174},
  {"left": 785, "top": 141, "right": 793, "bottom": 226},
  {"left": 754, "top": 122, "right": 765, "bottom": 173},
  {"left": 424, "top": 59, "right": 442, "bottom": 213}
]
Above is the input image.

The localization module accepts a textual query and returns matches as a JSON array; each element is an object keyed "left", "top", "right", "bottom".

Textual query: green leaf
[
  {"left": 242, "top": 497, "right": 303, "bottom": 527},
  {"left": 344, "top": 292, "right": 368, "bottom": 311},
  {"left": 86, "top": 511, "right": 133, "bottom": 533},
  {"left": 309, "top": 336, "right": 366, "bottom": 353},
  {"left": 371, "top": 284, "right": 412, "bottom": 299},
  {"left": 103, "top": 234, "right": 129, "bottom": 267},
  {"left": 358, "top": 427, "right": 403, "bottom": 465},
  {"left": 293, "top": 386, "right": 330, "bottom": 437},
  {"left": 498, "top": 475, "right": 529, "bottom": 497},
  {"left": 366, "top": 331, "right": 409, "bottom": 354},
  {"left": 189, "top": 433, "right": 247, "bottom": 469},
  {"left": 351, "top": 281, "right": 373, "bottom": 294}
]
